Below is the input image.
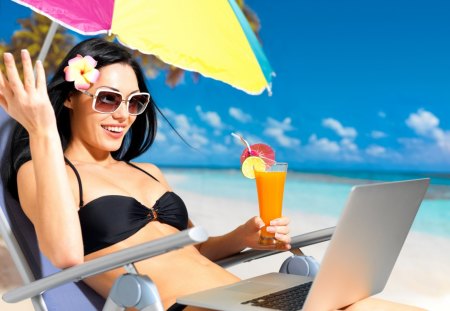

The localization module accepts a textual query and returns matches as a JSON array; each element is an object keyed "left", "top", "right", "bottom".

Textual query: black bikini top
[{"left": 65, "top": 158, "right": 189, "bottom": 255}]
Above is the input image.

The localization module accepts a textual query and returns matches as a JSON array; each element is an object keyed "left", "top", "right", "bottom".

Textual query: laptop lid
[
  {"left": 178, "top": 178, "right": 429, "bottom": 311},
  {"left": 303, "top": 178, "right": 429, "bottom": 310}
]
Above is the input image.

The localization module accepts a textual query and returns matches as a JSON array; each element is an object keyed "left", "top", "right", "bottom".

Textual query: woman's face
[{"left": 65, "top": 63, "right": 140, "bottom": 154}]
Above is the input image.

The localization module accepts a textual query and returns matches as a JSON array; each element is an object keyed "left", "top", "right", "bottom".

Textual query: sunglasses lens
[
  {"left": 128, "top": 94, "right": 150, "bottom": 115},
  {"left": 93, "top": 91, "right": 150, "bottom": 115},
  {"left": 95, "top": 91, "right": 122, "bottom": 113}
]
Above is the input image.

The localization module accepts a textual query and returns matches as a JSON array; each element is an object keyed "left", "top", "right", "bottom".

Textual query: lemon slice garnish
[{"left": 241, "top": 156, "right": 266, "bottom": 179}]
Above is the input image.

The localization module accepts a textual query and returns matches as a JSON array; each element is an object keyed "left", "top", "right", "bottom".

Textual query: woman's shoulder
[
  {"left": 16, "top": 160, "right": 38, "bottom": 198},
  {"left": 128, "top": 161, "right": 172, "bottom": 189},
  {"left": 17, "top": 159, "right": 34, "bottom": 177}
]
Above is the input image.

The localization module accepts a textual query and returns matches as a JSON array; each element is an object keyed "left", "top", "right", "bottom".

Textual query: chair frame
[{"left": 1, "top": 211, "right": 333, "bottom": 310}]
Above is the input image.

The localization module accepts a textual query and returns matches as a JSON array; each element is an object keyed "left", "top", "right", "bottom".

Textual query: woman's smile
[{"left": 101, "top": 124, "right": 126, "bottom": 138}]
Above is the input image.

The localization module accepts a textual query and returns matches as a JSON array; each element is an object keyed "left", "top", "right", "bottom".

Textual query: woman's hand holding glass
[
  {"left": 240, "top": 216, "right": 291, "bottom": 250},
  {"left": 0, "top": 50, "right": 56, "bottom": 134}
]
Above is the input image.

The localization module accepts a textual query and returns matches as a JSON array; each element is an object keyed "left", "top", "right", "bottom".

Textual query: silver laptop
[{"left": 178, "top": 178, "right": 430, "bottom": 311}]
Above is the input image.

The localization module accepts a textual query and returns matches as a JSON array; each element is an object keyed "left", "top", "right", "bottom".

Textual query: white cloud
[
  {"left": 265, "top": 128, "right": 300, "bottom": 147},
  {"left": 189, "top": 133, "right": 209, "bottom": 146},
  {"left": 229, "top": 107, "right": 252, "bottom": 123},
  {"left": 397, "top": 137, "right": 423, "bottom": 149},
  {"left": 155, "top": 131, "right": 167, "bottom": 142},
  {"left": 397, "top": 137, "right": 449, "bottom": 165},
  {"left": 196, "top": 105, "right": 225, "bottom": 134},
  {"left": 305, "top": 132, "right": 361, "bottom": 162},
  {"left": 304, "top": 118, "right": 361, "bottom": 161},
  {"left": 267, "top": 117, "right": 295, "bottom": 131},
  {"left": 160, "top": 108, "right": 209, "bottom": 148},
  {"left": 406, "top": 109, "right": 439, "bottom": 136},
  {"left": 378, "top": 111, "right": 386, "bottom": 118},
  {"left": 371, "top": 130, "right": 387, "bottom": 139},
  {"left": 434, "top": 129, "right": 450, "bottom": 152},
  {"left": 263, "top": 117, "right": 300, "bottom": 148},
  {"left": 308, "top": 134, "right": 340, "bottom": 153},
  {"left": 322, "top": 118, "right": 357, "bottom": 139},
  {"left": 211, "top": 143, "right": 228, "bottom": 153},
  {"left": 341, "top": 138, "right": 357, "bottom": 151},
  {"left": 366, "top": 145, "right": 386, "bottom": 157},
  {"left": 405, "top": 108, "right": 450, "bottom": 153}
]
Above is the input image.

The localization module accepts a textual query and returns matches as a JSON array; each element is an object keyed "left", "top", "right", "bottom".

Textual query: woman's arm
[{"left": 1, "top": 51, "right": 83, "bottom": 268}]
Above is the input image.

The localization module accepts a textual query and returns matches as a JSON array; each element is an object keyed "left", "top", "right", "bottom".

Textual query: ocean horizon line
[
  {"left": 156, "top": 165, "right": 450, "bottom": 188},
  {"left": 157, "top": 164, "right": 450, "bottom": 182}
]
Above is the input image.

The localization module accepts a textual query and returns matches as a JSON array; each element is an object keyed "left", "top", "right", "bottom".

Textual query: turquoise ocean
[{"left": 164, "top": 168, "right": 450, "bottom": 238}]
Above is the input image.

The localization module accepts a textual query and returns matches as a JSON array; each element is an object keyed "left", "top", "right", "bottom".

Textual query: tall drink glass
[{"left": 254, "top": 162, "right": 288, "bottom": 245}]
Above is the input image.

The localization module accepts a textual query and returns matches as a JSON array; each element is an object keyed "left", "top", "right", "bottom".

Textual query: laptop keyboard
[{"left": 241, "top": 281, "right": 313, "bottom": 311}]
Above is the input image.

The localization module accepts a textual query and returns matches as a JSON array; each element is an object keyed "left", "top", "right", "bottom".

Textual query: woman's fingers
[
  {"left": 253, "top": 216, "right": 265, "bottom": 229},
  {"left": 245, "top": 216, "right": 292, "bottom": 250},
  {"left": 3, "top": 53, "right": 25, "bottom": 97},
  {"left": 21, "top": 49, "right": 36, "bottom": 91},
  {"left": 1, "top": 52, "right": 52, "bottom": 130},
  {"left": 35, "top": 60, "right": 47, "bottom": 93},
  {"left": 266, "top": 216, "right": 291, "bottom": 246},
  {"left": 266, "top": 217, "right": 291, "bottom": 235},
  {"left": 266, "top": 225, "right": 290, "bottom": 235},
  {"left": 0, "top": 64, "right": 11, "bottom": 110},
  {"left": 270, "top": 216, "right": 290, "bottom": 226},
  {"left": 0, "top": 91, "right": 6, "bottom": 111},
  {"left": 275, "top": 232, "right": 291, "bottom": 244}
]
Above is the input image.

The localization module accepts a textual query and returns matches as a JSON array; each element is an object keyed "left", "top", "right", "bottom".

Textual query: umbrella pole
[{"left": 36, "top": 21, "right": 59, "bottom": 64}]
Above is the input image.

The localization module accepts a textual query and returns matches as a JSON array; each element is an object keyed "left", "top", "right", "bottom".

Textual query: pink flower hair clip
[{"left": 64, "top": 54, "right": 100, "bottom": 91}]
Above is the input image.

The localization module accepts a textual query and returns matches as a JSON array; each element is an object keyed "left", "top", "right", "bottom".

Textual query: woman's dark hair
[{"left": 3, "top": 38, "right": 157, "bottom": 198}]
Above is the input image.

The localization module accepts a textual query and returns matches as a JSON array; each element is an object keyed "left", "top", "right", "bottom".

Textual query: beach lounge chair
[{"left": 0, "top": 109, "right": 334, "bottom": 311}]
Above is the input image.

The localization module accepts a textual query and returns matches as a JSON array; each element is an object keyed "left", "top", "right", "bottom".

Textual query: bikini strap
[
  {"left": 64, "top": 157, "right": 84, "bottom": 207},
  {"left": 126, "top": 162, "right": 160, "bottom": 183}
]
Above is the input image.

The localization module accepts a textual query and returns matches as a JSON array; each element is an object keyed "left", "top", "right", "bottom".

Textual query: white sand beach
[{"left": 1, "top": 182, "right": 449, "bottom": 310}]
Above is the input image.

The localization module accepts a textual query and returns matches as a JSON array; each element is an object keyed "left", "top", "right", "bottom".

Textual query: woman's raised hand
[
  {"left": 0, "top": 50, "right": 56, "bottom": 134},
  {"left": 240, "top": 216, "right": 292, "bottom": 251}
]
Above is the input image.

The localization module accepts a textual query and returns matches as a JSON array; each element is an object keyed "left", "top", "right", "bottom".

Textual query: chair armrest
[
  {"left": 216, "top": 227, "right": 334, "bottom": 268},
  {"left": 3, "top": 227, "right": 208, "bottom": 303}
]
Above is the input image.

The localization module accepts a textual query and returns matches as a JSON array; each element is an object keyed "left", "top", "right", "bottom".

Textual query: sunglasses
[{"left": 81, "top": 89, "right": 151, "bottom": 115}]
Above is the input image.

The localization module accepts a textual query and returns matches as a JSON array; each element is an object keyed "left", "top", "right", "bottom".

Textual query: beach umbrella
[{"left": 11, "top": 0, "right": 274, "bottom": 95}]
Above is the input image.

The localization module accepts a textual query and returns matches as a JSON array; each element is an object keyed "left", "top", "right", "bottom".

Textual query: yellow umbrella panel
[{"left": 110, "top": 0, "right": 274, "bottom": 95}]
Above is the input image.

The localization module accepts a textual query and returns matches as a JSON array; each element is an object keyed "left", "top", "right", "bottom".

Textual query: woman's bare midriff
[{"left": 82, "top": 221, "right": 240, "bottom": 309}]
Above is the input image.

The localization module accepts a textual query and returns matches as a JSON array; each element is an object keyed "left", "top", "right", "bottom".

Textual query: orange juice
[{"left": 255, "top": 165, "right": 287, "bottom": 245}]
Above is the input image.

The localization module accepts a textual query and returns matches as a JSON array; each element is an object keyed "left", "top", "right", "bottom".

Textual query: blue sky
[{"left": 1, "top": 0, "right": 450, "bottom": 173}]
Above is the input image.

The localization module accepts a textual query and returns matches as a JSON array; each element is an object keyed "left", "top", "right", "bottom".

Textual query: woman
[{"left": 0, "top": 38, "right": 291, "bottom": 310}]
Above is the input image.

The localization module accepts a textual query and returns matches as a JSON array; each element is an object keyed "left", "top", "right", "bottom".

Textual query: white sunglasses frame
[{"left": 80, "top": 89, "right": 151, "bottom": 116}]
